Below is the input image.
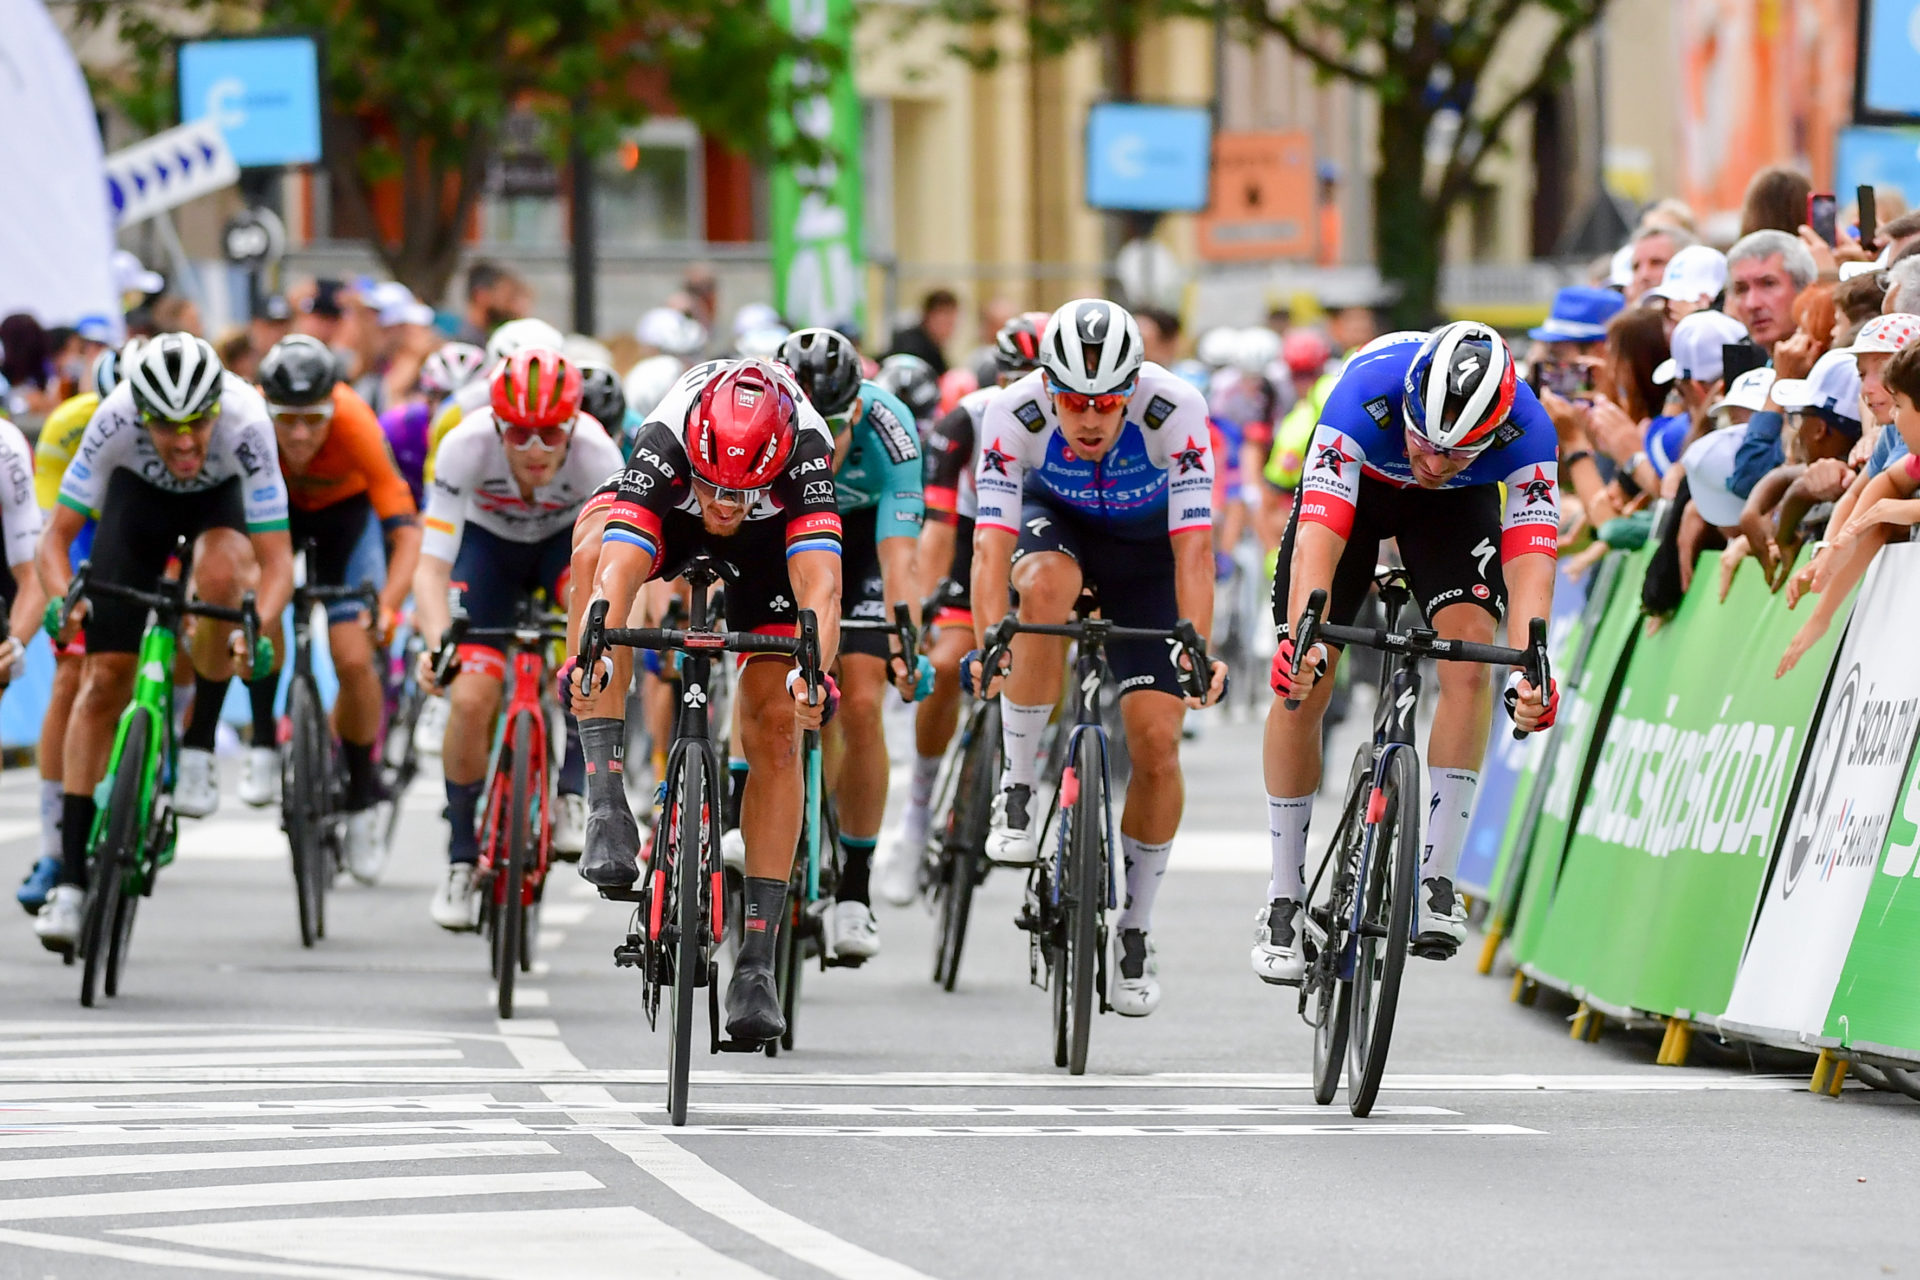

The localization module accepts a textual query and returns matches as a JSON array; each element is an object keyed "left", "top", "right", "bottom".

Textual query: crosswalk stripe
[
  {"left": 0, "top": 1121, "right": 537, "bottom": 1151},
  {"left": 1, "top": 1049, "right": 464, "bottom": 1072},
  {"left": 0, "top": 1139, "right": 556, "bottom": 1181},
  {"left": 0, "top": 1094, "right": 509, "bottom": 1125},
  {"left": 540, "top": 903, "right": 592, "bottom": 925},
  {"left": 0, "top": 1033, "right": 448, "bottom": 1055},
  {"left": 0, "top": 1226, "right": 419, "bottom": 1280},
  {"left": 667, "top": 1123, "right": 1542, "bottom": 1137},
  {"left": 0, "top": 1170, "right": 601, "bottom": 1222}
]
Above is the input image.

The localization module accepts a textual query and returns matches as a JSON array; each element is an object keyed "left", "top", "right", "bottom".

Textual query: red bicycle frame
[{"left": 479, "top": 647, "right": 553, "bottom": 907}]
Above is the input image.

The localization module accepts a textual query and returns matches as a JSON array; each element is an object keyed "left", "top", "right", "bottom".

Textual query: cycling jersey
[
  {"left": 34, "top": 392, "right": 97, "bottom": 511},
  {"left": 379, "top": 400, "right": 433, "bottom": 506},
  {"left": 0, "top": 419, "right": 40, "bottom": 566},
  {"left": 422, "top": 379, "right": 493, "bottom": 483},
  {"left": 1265, "top": 371, "right": 1336, "bottom": 491},
  {"left": 836, "top": 380, "right": 923, "bottom": 537},
  {"left": 594, "top": 359, "right": 841, "bottom": 569},
  {"left": 1300, "top": 338, "right": 1559, "bottom": 563},
  {"left": 58, "top": 378, "right": 290, "bottom": 533},
  {"left": 974, "top": 363, "right": 1214, "bottom": 539},
  {"left": 923, "top": 385, "right": 992, "bottom": 524},
  {"left": 285, "top": 384, "right": 418, "bottom": 529},
  {"left": 421, "top": 409, "right": 624, "bottom": 562}
]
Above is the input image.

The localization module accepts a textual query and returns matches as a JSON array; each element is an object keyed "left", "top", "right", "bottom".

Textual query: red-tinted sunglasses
[
  {"left": 1046, "top": 375, "right": 1135, "bottom": 415},
  {"left": 500, "top": 422, "right": 573, "bottom": 452}
]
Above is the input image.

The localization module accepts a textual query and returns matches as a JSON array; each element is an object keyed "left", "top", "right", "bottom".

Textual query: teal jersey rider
[{"left": 834, "top": 378, "right": 925, "bottom": 534}]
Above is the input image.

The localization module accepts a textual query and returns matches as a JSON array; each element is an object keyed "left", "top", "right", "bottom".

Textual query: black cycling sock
[
  {"left": 182, "top": 676, "right": 228, "bottom": 752},
  {"left": 726, "top": 759, "right": 750, "bottom": 829},
  {"left": 248, "top": 674, "right": 279, "bottom": 746},
  {"left": 577, "top": 717, "right": 627, "bottom": 810},
  {"left": 739, "top": 875, "right": 786, "bottom": 968},
  {"left": 59, "top": 794, "right": 95, "bottom": 888},
  {"left": 557, "top": 714, "right": 585, "bottom": 796},
  {"left": 341, "top": 740, "right": 378, "bottom": 810},
  {"left": 837, "top": 835, "right": 876, "bottom": 906},
  {"left": 445, "top": 779, "right": 483, "bottom": 865}
]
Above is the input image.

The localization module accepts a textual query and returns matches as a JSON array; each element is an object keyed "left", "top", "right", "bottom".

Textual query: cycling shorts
[
  {"left": 838, "top": 505, "right": 889, "bottom": 660},
  {"left": 933, "top": 515, "right": 974, "bottom": 629},
  {"left": 1271, "top": 472, "right": 1505, "bottom": 637},
  {"left": 650, "top": 512, "right": 800, "bottom": 644},
  {"left": 86, "top": 472, "right": 248, "bottom": 654},
  {"left": 291, "top": 492, "right": 387, "bottom": 624},
  {"left": 449, "top": 524, "right": 573, "bottom": 679},
  {"left": 1012, "top": 495, "right": 1183, "bottom": 699}
]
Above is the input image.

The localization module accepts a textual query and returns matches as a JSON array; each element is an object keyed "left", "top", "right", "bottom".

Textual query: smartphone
[
  {"left": 1858, "top": 184, "right": 1878, "bottom": 248},
  {"left": 1537, "top": 360, "right": 1594, "bottom": 400},
  {"left": 1723, "top": 342, "right": 1767, "bottom": 387},
  {"left": 1809, "top": 192, "right": 1838, "bottom": 247}
]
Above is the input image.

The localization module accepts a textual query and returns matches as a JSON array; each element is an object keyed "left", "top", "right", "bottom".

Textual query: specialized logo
[
  {"left": 1080, "top": 666, "right": 1102, "bottom": 713},
  {"left": 1142, "top": 396, "right": 1176, "bottom": 430},
  {"left": 1453, "top": 354, "right": 1482, "bottom": 388},
  {"left": 1026, "top": 515, "right": 1052, "bottom": 535},
  {"left": 1015, "top": 401, "right": 1047, "bottom": 432},
  {"left": 1077, "top": 303, "right": 1110, "bottom": 343},
  {"left": 1173, "top": 436, "right": 1207, "bottom": 475},
  {"left": 1472, "top": 537, "right": 1497, "bottom": 578}
]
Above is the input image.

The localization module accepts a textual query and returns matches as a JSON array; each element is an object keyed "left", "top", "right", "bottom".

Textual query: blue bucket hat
[{"left": 1528, "top": 286, "right": 1625, "bottom": 343}]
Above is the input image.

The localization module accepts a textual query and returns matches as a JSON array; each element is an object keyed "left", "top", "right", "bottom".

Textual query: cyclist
[
  {"left": 34, "top": 334, "right": 294, "bottom": 947},
  {"left": 970, "top": 298, "right": 1228, "bottom": 1017},
  {"left": 257, "top": 335, "right": 423, "bottom": 880},
  {"left": 778, "top": 328, "right": 926, "bottom": 960},
  {"left": 384, "top": 340, "right": 486, "bottom": 507},
  {"left": 413, "top": 348, "right": 624, "bottom": 928},
  {"left": 880, "top": 310, "right": 1046, "bottom": 904},
  {"left": 1256, "top": 322, "right": 1559, "bottom": 985},
  {"left": 425, "top": 318, "right": 568, "bottom": 470},
  {"left": 17, "top": 343, "right": 133, "bottom": 915},
  {"left": 567, "top": 356, "right": 842, "bottom": 1045},
  {"left": 876, "top": 353, "right": 942, "bottom": 434}
]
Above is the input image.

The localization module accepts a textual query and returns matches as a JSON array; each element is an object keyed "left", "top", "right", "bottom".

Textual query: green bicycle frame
[
  {"left": 88, "top": 619, "right": 180, "bottom": 885},
  {"left": 803, "top": 732, "right": 823, "bottom": 901}
]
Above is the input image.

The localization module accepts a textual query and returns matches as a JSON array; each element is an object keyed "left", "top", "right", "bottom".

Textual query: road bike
[
  {"left": 579, "top": 560, "right": 822, "bottom": 1125},
  {"left": 976, "top": 609, "right": 1212, "bottom": 1075},
  {"left": 380, "top": 621, "right": 429, "bottom": 851},
  {"left": 1284, "top": 569, "right": 1548, "bottom": 1116},
  {"left": 924, "top": 693, "right": 999, "bottom": 992},
  {"left": 58, "top": 545, "right": 259, "bottom": 1008},
  {"left": 431, "top": 598, "right": 570, "bottom": 1020},
  {"left": 282, "top": 553, "right": 378, "bottom": 947}
]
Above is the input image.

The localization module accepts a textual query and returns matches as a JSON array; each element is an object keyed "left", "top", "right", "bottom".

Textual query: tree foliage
[
  {"left": 927, "top": 0, "right": 1612, "bottom": 324},
  {"left": 79, "top": 0, "right": 840, "bottom": 301}
]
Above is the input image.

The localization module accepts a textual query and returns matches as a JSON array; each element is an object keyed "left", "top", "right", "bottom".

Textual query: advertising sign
[
  {"left": 769, "top": 0, "right": 864, "bottom": 332},
  {"left": 103, "top": 120, "right": 239, "bottom": 228},
  {"left": 1085, "top": 103, "right": 1211, "bottom": 214},
  {"left": 178, "top": 36, "right": 323, "bottom": 168}
]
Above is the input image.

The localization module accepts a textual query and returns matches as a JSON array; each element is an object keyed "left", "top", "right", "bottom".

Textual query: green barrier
[
  {"left": 1820, "top": 742, "right": 1920, "bottom": 1060},
  {"left": 1521, "top": 553, "right": 1847, "bottom": 1018},
  {"left": 1503, "top": 549, "right": 1648, "bottom": 969}
]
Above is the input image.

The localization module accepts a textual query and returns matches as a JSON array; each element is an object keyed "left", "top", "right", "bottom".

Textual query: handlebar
[
  {"left": 979, "top": 613, "right": 1212, "bottom": 702},
  {"left": 65, "top": 538, "right": 261, "bottom": 662},
  {"left": 842, "top": 602, "right": 919, "bottom": 686},
  {"left": 576, "top": 597, "right": 825, "bottom": 694}
]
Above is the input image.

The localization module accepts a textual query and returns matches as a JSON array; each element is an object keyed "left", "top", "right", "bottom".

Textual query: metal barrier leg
[
  {"left": 1476, "top": 921, "right": 1504, "bottom": 976},
  {"left": 1656, "top": 1017, "right": 1692, "bottom": 1067},
  {"left": 1811, "top": 1048, "right": 1849, "bottom": 1097}
]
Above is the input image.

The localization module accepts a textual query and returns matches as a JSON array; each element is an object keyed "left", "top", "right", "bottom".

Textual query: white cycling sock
[
  {"left": 998, "top": 701, "right": 1052, "bottom": 790},
  {"left": 909, "top": 754, "right": 941, "bottom": 810},
  {"left": 39, "top": 778, "right": 62, "bottom": 861},
  {"left": 1267, "top": 794, "right": 1312, "bottom": 902},
  {"left": 1424, "top": 767, "right": 1480, "bottom": 884},
  {"left": 1117, "top": 834, "right": 1173, "bottom": 932}
]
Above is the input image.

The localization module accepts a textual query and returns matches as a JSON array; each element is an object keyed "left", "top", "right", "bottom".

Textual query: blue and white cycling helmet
[{"left": 1402, "top": 321, "right": 1516, "bottom": 453}]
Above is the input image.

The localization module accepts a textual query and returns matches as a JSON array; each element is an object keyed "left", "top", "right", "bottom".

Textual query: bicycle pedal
[
  {"left": 715, "top": 1037, "right": 772, "bottom": 1054},
  {"left": 1014, "top": 906, "right": 1044, "bottom": 934},
  {"left": 822, "top": 955, "right": 867, "bottom": 970},
  {"left": 613, "top": 935, "right": 644, "bottom": 967},
  {"left": 597, "top": 885, "right": 645, "bottom": 904},
  {"left": 1409, "top": 935, "right": 1460, "bottom": 961}
]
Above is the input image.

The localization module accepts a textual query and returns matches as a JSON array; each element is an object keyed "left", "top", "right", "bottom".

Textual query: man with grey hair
[
  {"left": 1883, "top": 255, "right": 1920, "bottom": 313},
  {"left": 1725, "top": 229, "right": 1817, "bottom": 352},
  {"left": 1627, "top": 223, "right": 1700, "bottom": 304}
]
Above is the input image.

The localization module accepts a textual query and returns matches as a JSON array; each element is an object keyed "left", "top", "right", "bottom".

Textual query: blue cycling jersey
[{"left": 835, "top": 380, "right": 924, "bottom": 539}]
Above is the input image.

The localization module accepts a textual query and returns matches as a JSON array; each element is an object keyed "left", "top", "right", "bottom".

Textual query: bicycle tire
[
  {"left": 381, "top": 680, "right": 425, "bottom": 848},
  {"left": 104, "top": 872, "right": 141, "bottom": 998},
  {"left": 1347, "top": 747, "right": 1421, "bottom": 1117},
  {"left": 937, "top": 700, "right": 998, "bottom": 991},
  {"left": 771, "top": 890, "right": 803, "bottom": 1056},
  {"left": 1309, "top": 746, "right": 1373, "bottom": 1106},
  {"left": 496, "top": 714, "right": 534, "bottom": 1020},
  {"left": 1066, "top": 731, "right": 1103, "bottom": 1076},
  {"left": 665, "top": 748, "right": 705, "bottom": 1126},
  {"left": 82, "top": 709, "right": 149, "bottom": 1008},
  {"left": 287, "top": 678, "right": 328, "bottom": 948}
]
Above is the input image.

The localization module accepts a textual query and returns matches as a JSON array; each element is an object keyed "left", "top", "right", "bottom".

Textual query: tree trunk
[{"left": 1372, "top": 99, "right": 1445, "bottom": 331}]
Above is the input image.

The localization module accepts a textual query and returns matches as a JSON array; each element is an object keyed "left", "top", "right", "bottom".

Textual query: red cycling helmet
[
  {"left": 491, "top": 348, "right": 582, "bottom": 428},
  {"left": 685, "top": 359, "right": 798, "bottom": 489},
  {"left": 1283, "top": 330, "right": 1333, "bottom": 381}
]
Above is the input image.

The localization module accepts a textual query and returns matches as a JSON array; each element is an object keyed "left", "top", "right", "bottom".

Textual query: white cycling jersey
[
  {"left": 57, "top": 377, "right": 289, "bottom": 531},
  {"left": 0, "top": 419, "right": 40, "bottom": 566},
  {"left": 421, "top": 409, "right": 624, "bottom": 561}
]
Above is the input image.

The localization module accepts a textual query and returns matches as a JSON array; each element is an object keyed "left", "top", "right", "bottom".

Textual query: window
[{"left": 598, "top": 119, "right": 705, "bottom": 247}]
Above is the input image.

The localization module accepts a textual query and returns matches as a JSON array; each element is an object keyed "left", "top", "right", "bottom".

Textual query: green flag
[{"left": 770, "top": 0, "right": 865, "bottom": 333}]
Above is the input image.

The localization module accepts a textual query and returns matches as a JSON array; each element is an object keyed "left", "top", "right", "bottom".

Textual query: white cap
[
  {"left": 1648, "top": 245, "right": 1728, "bottom": 305},
  {"left": 636, "top": 307, "right": 707, "bottom": 357},
  {"left": 562, "top": 334, "right": 615, "bottom": 368},
  {"left": 1709, "top": 366, "right": 1776, "bottom": 415},
  {"left": 1839, "top": 260, "right": 1883, "bottom": 282},
  {"left": 1839, "top": 313, "right": 1920, "bottom": 356},
  {"left": 111, "top": 249, "right": 163, "bottom": 296},
  {"left": 379, "top": 299, "right": 435, "bottom": 328},
  {"left": 1681, "top": 427, "right": 1748, "bottom": 529},
  {"left": 1771, "top": 350, "right": 1862, "bottom": 422},
  {"left": 1609, "top": 244, "right": 1634, "bottom": 289},
  {"left": 1652, "top": 310, "right": 1752, "bottom": 384},
  {"left": 732, "top": 302, "right": 782, "bottom": 338}
]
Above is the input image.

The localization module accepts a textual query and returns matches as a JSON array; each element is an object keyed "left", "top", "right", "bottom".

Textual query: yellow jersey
[{"left": 34, "top": 392, "right": 99, "bottom": 511}]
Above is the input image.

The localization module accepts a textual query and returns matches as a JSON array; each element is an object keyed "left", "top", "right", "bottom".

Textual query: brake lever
[
  {"left": 1173, "top": 619, "right": 1211, "bottom": 701},
  {"left": 1284, "top": 588, "right": 1327, "bottom": 711},
  {"left": 797, "top": 608, "right": 822, "bottom": 703},
  {"left": 579, "top": 599, "right": 611, "bottom": 691},
  {"left": 433, "top": 605, "right": 471, "bottom": 689},
  {"left": 888, "top": 601, "right": 917, "bottom": 687},
  {"left": 239, "top": 592, "right": 261, "bottom": 673},
  {"left": 1516, "top": 616, "right": 1551, "bottom": 741}
]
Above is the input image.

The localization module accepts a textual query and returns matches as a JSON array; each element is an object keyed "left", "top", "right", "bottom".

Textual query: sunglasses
[
  {"left": 141, "top": 407, "right": 219, "bottom": 435},
  {"left": 1045, "top": 375, "right": 1135, "bottom": 416},
  {"left": 271, "top": 407, "right": 333, "bottom": 431},
  {"left": 693, "top": 478, "right": 768, "bottom": 508},
  {"left": 1404, "top": 428, "right": 1488, "bottom": 463},
  {"left": 499, "top": 422, "right": 573, "bottom": 452}
]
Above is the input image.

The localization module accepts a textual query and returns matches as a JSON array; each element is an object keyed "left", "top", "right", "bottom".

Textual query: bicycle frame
[
  {"left": 480, "top": 645, "right": 555, "bottom": 908},
  {"left": 89, "top": 614, "right": 180, "bottom": 888}
]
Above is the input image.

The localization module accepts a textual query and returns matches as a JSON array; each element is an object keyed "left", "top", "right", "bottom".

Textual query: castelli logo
[{"left": 1472, "top": 585, "right": 1490, "bottom": 599}]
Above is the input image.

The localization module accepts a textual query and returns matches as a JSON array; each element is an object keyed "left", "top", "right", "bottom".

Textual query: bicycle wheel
[
  {"left": 665, "top": 748, "right": 706, "bottom": 1126},
  {"left": 496, "top": 713, "right": 535, "bottom": 1020},
  {"left": 286, "top": 678, "right": 329, "bottom": 949},
  {"left": 1346, "top": 746, "right": 1422, "bottom": 1117},
  {"left": 381, "top": 680, "right": 425, "bottom": 848},
  {"left": 936, "top": 701, "right": 998, "bottom": 992},
  {"left": 1309, "top": 747, "right": 1373, "bottom": 1106},
  {"left": 1064, "top": 731, "right": 1104, "bottom": 1076},
  {"left": 82, "top": 709, "right": 149, "bottom": 1008},
  {"left": 770, "top": 888, "right": 803, "bottom": 1056}
]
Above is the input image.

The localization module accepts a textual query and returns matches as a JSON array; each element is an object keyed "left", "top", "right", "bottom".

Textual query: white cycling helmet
[
  {"left": 733, "top": 302, "right": 783, "bottom": 338},
  {"left": 1402, "top": 321, "right": 1518, "bottom": 453},
  {"left": 1040, "top": 298, "right": 1143, "bottom": 396},
  {"left": 484, "top": 317, "right": 565, "bottom": 369},
  {"left": 736, "top": 325, "right": 791, "bottom": 361},
  {"left": 127, "top": 332, "right": 224, "bottom": 422},
  {"left": 1232, "top": 326, "right": 1283, "bottom": 376},
  {"left": 1195, "top": 327, "right": 1239, "bottom": 370},
  {"left": 636, "top": 307, "right": 709, "bottom": 358},
  {"left": 623, "top": 353, "right": 686, "bottom": 421},
  {"left": 562, "top": 333, "right": 616, "bottom": 369},
  {"left": 419, "top": 342, "right": 486, "bottom": 398}
]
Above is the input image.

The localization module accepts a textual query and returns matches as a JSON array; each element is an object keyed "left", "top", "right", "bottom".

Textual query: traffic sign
[
  {"left": 1114, "top": 238, "right": 1185, "bottom": 309},
  {"left": 1196, "top": 131, "right": 1315, "bottom": 262},
  {"left": 178, "top": 36, "right": 324, "bottom": 167},
  {"left": 1084, "top": 103, "right": 1211, "bottom": 214},
  {"left": 223, "top": 207, "right": 287, "bottom": 269},
  {"left": 103, "top": 120, "right": 240, "bottom": 228}
]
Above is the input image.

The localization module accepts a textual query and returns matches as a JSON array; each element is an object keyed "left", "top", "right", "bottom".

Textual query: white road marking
[
  {"left": 0, "top": 1226, "right": 418, "bottom": 1280},
  {"left": 0, "top": 1082, "right": 303, "bottom": 1102},
  {"left": 537, "top": 929, "right": 567, "bottom": 951},
  {"left": 0, "top": 1121, "right": 538, "bottom": 1151},
  {"left": 0, "top": 1139, "right": 556, "bottom": 1181},
  {"left": 0, "top": 1032, "right": 448, "bottom": 1056},
  {"left": 665, "top": 1123, "right": 1539, "bottom": 1137},
  {"left": 540, "top": 903, "right": 592, "bottom": 925},
  {"left": 173, "top": 820, "right": 286, "bottom": 861},
  {"left": 498, "top": 1018, "right": 560, "bottom": 1037},
  {"left": 492, "top": 987, "right": 549, "bottom": 1009},
  {"left": 130, "top": 1207, "right": 772, "bottom": 1280},
  {"left": 1, "top": 1098, "right": 1458, "bottom": 1119},
  {"left": 0, "top": 1048, "right": 463, "bottom": 1072},
  {"left": 0, "top": 820, "right": 43, "bottom": 846},
  {"left": 0, "top": 1170, "right": 600, "bottom": 1221},
  {"left": 0, "top": 1094, "right": 506, "bottom": 1125}
]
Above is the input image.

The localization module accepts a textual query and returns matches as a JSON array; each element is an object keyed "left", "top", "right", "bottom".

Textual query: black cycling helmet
[
  {"left": 258, "top": 334, "right": 338, "bottom": 409},
  {"left": 577, "top": 363, "right": 626, "bottom": 431},
  {"left": 876, "top": 353, "right": 939, "bottom": 421},
  {"left": 777, "top": 327, "right": 862, "bottom": 417}
]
